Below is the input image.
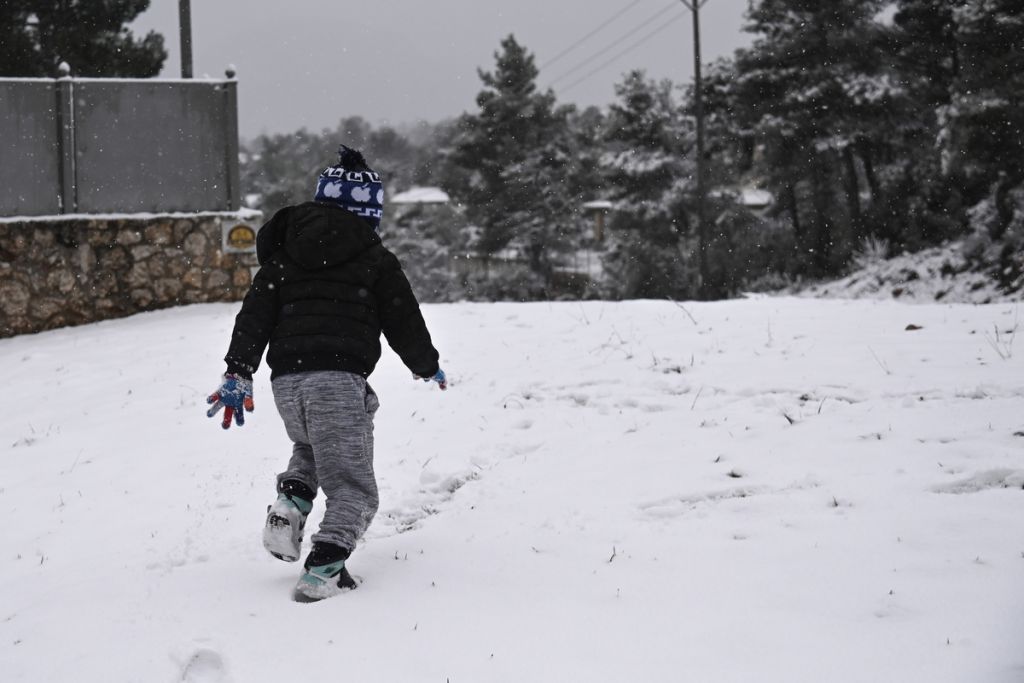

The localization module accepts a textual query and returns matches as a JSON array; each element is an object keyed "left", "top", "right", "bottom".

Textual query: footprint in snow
[
  {"left": 639, "top": 478, "right": 822, "bottom": 518},
  {"left": 180, "top": 648, "right": 230, "bottom": 683},
  {"left": 377, "top": 469, "right": 482, "bottom": 535},
  {"left": 639, "top": 486, "right": 769, "bottom": 518},
  {"left": 931, "top": 469, "right": 1024, "bottom": 494}
]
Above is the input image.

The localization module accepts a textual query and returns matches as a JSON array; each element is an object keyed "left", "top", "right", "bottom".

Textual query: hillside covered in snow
[
  {"left": 791, "top": 240, "right": 1024, "bottom": 305},
  {"left": 1, "top": 297, "right": 1022, "bottom": 682}
]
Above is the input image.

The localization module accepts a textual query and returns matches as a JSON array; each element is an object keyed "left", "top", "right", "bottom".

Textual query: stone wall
[{"left": 0, "top": 212, "right": 261, "bottom": 338}]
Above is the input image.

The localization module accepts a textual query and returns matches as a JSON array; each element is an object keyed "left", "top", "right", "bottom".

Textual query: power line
[
  {"left": 555, "top": 12, "right": 686, "bottom": 94},
  {"left": 540, "top": 0, "right": 645, "bottom": 70},
  {"left": 543, "top": 2, "right": 681, "bottom": 88}
]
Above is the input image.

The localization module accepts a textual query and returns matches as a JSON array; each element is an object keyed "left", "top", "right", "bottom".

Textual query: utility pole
[
  {"left": 179, "top": 0, "right": 193, "bottom": 78},
  {"left": 680, "top": 0, "right": 709, "bottom": 299}
]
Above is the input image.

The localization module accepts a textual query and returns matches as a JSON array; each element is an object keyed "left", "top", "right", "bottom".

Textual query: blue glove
[
  {"left": 206, "top": 373, "right": 255, "bottom": 429},
  {"left": 417, "top": 368, "right": 448, "bottom": 391}
]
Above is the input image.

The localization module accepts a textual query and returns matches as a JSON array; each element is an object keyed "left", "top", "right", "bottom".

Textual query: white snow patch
[
  {"left": 790, "top": 241, "right": 1022, "bottom": 304},
  {"left": 0, "top": 209, "right": 263, "bottom": 224}
]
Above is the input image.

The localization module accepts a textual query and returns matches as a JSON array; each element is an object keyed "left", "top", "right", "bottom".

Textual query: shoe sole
[{"left": 262, "top": 512, "right": 303, "bottom": 563}]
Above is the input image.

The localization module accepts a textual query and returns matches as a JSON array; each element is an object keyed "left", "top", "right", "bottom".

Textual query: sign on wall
[{"left": 222, "top": 220, "right": 257, "bottom": 254}]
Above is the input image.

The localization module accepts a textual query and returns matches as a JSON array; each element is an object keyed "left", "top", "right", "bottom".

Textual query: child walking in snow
[{"left": 205, "top": 145, "right": 446, "bottom": 602}]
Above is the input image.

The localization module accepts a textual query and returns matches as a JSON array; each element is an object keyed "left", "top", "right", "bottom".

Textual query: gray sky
[{"left": 132, "top": 0, "right": 751, "bottom": 139}]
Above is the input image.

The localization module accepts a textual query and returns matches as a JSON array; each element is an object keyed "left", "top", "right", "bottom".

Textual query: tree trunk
[
  {"left": 992, "top": 174, "right": 1015, "bottom": 241},
  {"left": 841, "top": 146, "right": 864, "bottom": 244},
  {"left": 785, "top": 183, "right": 803, "bottom": 246},
  {"left": 810, "top": 160, "right": 833, "bottom": 275},
  {"left": 858, "top": 140, "right": 881, "bottom": 206}
]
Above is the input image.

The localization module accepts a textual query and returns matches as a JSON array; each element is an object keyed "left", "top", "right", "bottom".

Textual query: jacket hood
[{"left": 256, "top": 201, "right": 380, "bottom": 269}]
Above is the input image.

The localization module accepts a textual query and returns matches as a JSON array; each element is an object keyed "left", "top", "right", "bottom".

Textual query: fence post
[
  {"left": 55, "top": 62, "right": 76, "bottom": 214},
  {"left": 223, "top": 66, "right": 241, "bottom": 211}
]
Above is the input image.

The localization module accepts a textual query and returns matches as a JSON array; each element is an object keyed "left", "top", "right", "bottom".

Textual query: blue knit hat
[{"left": 313, "top": 145, "right": 384, "bottom": 231}]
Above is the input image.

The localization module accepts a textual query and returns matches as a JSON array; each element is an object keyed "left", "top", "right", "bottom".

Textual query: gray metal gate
[{"left": 0, "top": 70, "right": 240, "bottom": 216}]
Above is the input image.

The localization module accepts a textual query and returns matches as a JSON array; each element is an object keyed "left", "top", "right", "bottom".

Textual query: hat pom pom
[{"left": 337, "top": 145, "right": 368, "bottom": 169}]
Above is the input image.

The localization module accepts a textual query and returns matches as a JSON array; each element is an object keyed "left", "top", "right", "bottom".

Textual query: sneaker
[
  {"left": 293, "top": 542, "right": 358, "bottom": 603},
  {"left": 262, "top": 481, "right": 314, "bottom": 563}
]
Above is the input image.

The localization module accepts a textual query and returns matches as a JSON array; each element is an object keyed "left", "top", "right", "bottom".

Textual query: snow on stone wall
[{"left": 0, "top": 213, "right": 260, "bottom": 338}]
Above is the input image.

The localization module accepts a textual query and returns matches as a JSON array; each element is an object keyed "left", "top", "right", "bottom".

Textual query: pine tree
[
  {"left": 942, "top": 1, "right": 1024, "bottom": 292},
  {"left": 892, "top": 0, "right": 963, "bottom": 109},
  {"left": 885, "top": 0, "right": 969, "bottom": 245},
  {"left": 241, "top": 130, "right": 324, "bottom": 217},
  {"left": 0, "top": 2, "right": 37, "bottom": 76},
  {"left": 600, "top": 70, "right": 696, "bottom": 298},
  {"left": 562, "top": 105, "right": 608, "bottom": 237},
  {"left": 685, "top": 56, "right": 775, "bottom": 296},
  {"left": 448, "top": 35, "right": 575, "bottom": 293},
  {"left": 732, "top": 0, "right": 895, "bottom": 274},
  {"left": 1, "top": 1, "right": 166, "bottom": 77},
  {"left": 951, "top": 0, "right": 1024, "bottom": 235}
]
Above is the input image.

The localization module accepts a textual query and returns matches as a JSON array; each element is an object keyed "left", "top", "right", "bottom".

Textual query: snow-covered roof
[
  {"left": 711, "top": 187, "right": 774, "bottom": 208},
  {"left": 740, "top": 188, "right": 773, "bottom": 208},
  {"left": 390, "top": 187, "right": 450, "bottom": 205},
  {"left": 582, "top": 200, "right": 613, "bottom": 211}
]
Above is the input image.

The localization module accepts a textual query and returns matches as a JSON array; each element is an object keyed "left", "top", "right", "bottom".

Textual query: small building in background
[
  {"left": 582, "top": 199, "right": 613, "bottom": 243},
  {"left": 389, "top": 186, "right": 452, "bottom": 230},
  {"left": 390, "top": 186, "right": 451, "bottom": 207}
]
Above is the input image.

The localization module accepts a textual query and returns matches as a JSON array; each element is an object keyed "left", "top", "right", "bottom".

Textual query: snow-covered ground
[
  {"left": 1, "top": 298, "right": 1022, "bottom": 682},
  {"left": 793, "top": 241, "right": 1021, "bottom": 305}
]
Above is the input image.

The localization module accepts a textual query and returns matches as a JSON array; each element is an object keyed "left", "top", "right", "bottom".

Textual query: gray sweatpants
[{"left": 271, "top": 371, "right": 380, "bottom": 552}]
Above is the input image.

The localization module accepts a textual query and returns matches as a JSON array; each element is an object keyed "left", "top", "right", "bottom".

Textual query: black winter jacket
[{"left": 224, "top": 202, "right": 440, "bottom": 381}]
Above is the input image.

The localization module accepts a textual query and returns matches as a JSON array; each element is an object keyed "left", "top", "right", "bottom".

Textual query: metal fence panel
[
  {"left": 74, "top": 81, "right": 233, "bottom": 213},
  {"left": 0, "top": 76, "right": 238, "bottom": 216},
  {"left": 0, "top": 81, "right": 61, "bottom": 216}
]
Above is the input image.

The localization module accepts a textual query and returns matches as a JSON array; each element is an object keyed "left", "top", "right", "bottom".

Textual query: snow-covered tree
[
  {"left": 241, "top": 130, "right": 324, "bottom": 217},
  {"left": 448, "top": 35, "right": 576, "bottom": 291},
  {"left": 892, "top": 0, "right": 963, "bottom": 109},
  {"left": 732, "top": 0, "right": 898, "bottom": 274},
  {"left": 0, "top": 0, "right": 166, "bottom": 77},
  {"left": 945, "top": 0, "right": 1024, "bottom": 290},
  {"left": 600, "top": 70, "right": 696, "bottom": 298},
  {"left": 881, "top": 0, "right": 970, "bottom": 245},
  {"left": 385, "top": 202, "right": 467, "bottom": 303},
  {"left": 950, "top": 0, "right": 1024, "bottom": 239}
]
